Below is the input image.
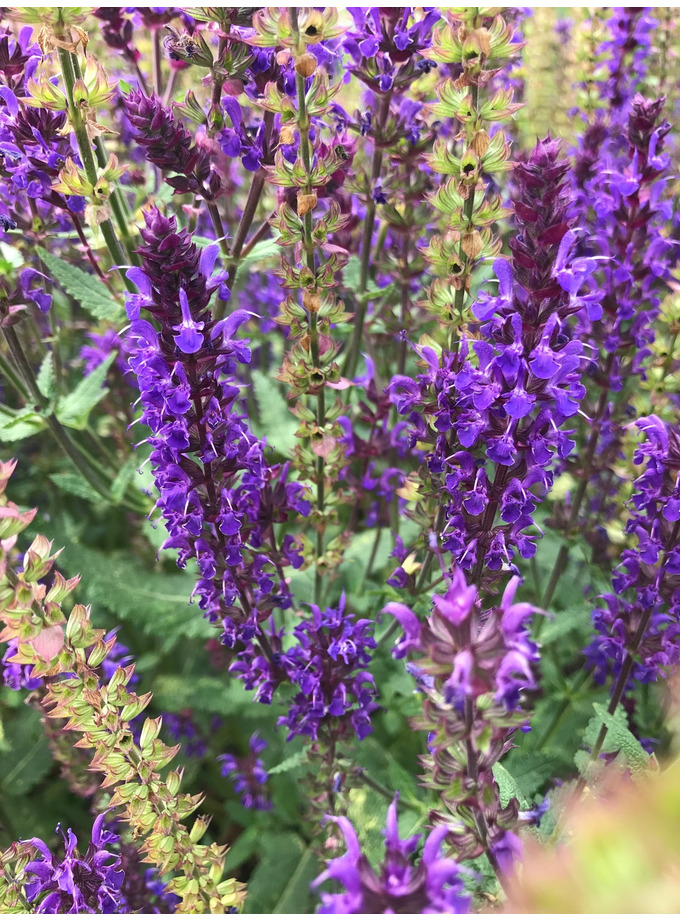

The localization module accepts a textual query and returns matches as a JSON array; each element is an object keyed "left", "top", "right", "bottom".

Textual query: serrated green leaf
[
  {"left": 36, "top": 353, "right": 57, "bottom": 400},
  {"left": 251, "top": 369, "right": 297, "bottom": 458},
  {"left": 268, "top": 749, "right": 307, "bottom": 775},
  {"left": 35, "top": 247, "right": 124, "bottom": 320},
  {"left": 37, "top": 523, "right": 214, "bottom": 647},
  {"left": 540, "top": 604, "right": 593, "bottom": 644},
  {"left": 56, "top": 352, "right": 115, "bottom": 429},
  {"left": 343, "top": 255, "right": 385, "bottom": 300},
  {"left": 591, "top": 703, "right": 652, "bottom": 777},
  {"left": 49, "top": 472, "right": 103, "bottom": 504},
  {"left": 493, "top": 761, "right": 530, "bottom": 809}
]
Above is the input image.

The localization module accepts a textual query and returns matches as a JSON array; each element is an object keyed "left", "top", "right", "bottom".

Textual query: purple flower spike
[{"left": 313, "top": 796, "right": 469, "bottom": 914}]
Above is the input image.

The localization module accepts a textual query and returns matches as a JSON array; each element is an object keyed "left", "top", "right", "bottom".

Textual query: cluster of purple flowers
[
  {"left": 586, "top": 416, "right": 680, "bottom": 686},
  {"left": 125, "top": 208, "right": 309, "bottom": 645},
  {"left": 218, "top": 733, "right": 272, "bottom": 811},
  {"left": 389, "top": 137, "right": 599, "bottom": 579},
  {"left": 385, "top": 568, "right": 540, "bottom": 871},
  {"left": 313, "top": 795, "right": 469, "bottom": 914},
  {"left": 124, "top": 90, "right": 222, "bottom": 200},
  {"left": 232, "top": 595, "right": 378, "bottom": 743},
  {"left": 343, "top": 8, "right": 440, "bottom": 93},
  {"left": 23, "top": 814, "right": 124, "bottom": 914}
]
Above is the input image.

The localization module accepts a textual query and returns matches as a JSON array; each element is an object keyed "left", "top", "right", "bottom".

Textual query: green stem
[
  {"left": 343, "top": 89, "right": 393, "bottom": 379},
  {"left": 56, "top": 47, "right": 131, "bottom": 287},
  {"left": 291, "top": 8, "right": 326, "bottom": 605}
]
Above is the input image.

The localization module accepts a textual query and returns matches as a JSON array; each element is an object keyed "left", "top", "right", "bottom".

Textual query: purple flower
[
  {"left": 24, "top": 813, "right": 124, "bottom": 914},
  {"left": 313, "top": 795, "right": 469, "bottom": 913},
  {"left": 389, "top": 137, "right": 597, "bottom": 581},
  {"left": 276, "top": 594, "right": 378, "bottom": 742},
  {"left": 218, "top": 733, "right": 272, "bottom": 811},
  {"left": 125, "top": 209, "right": 306, "bottom": 646},
  {"left": 585, "top": 417, "right": 680, "bottom": 687}
]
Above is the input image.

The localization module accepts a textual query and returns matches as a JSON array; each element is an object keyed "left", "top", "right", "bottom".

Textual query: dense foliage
[{"left": 0, "top": 6, "right": 679, "bottom": 914}]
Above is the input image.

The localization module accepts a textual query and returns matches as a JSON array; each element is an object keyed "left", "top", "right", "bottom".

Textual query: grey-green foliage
[{"left": 36, "top": 247, "right": 124, "bottom": 321}]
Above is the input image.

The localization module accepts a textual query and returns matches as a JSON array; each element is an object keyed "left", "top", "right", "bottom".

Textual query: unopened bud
[
  {"left": 295, "top": 52, "right": 317, "bottom": 77},
  {"left": 276, "top": 49, "right": 292, "bottom": 66}
]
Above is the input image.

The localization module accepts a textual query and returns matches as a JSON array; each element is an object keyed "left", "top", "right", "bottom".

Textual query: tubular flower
[
  {"left": 586, "top": 416, "right": 680, "bottom": 686},
  {"left": 384, "top": 568, "right": 541, "bottom": 870},
  {"left": 389, "top": 136, "right": 599, "bottom": 582},
  {"left": 125, "top": 208, "right": 308, "bottom": 646},
  {"left": 313, "top": 795, "right": 470, "bottom": 914},
  {"left": 23, "top": 813, "right": 124, "bottom": 914}
]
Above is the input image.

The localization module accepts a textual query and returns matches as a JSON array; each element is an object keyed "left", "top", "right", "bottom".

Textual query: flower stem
[{"left": 343, "top": 88, "right": 393, "bottom": 379}]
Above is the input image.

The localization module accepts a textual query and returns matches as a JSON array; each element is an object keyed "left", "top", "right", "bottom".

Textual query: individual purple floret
[
  {"left": 586, "top": 416, "right": 680, "bottom": 687},
  {"left": 312, "top": 794, "right": 470, "bottom": 914},
  {"left": 277, "top": 594, "right": 379, "bottom": 743},
  {"left": 218, "top": 733, "right": 272, "bottom": 811},
  {"left": 23, "top": 813, "right": 124, "bottom": 914},
  {"left": 79, "top": 329, "right": 128, "bottom": 377}
]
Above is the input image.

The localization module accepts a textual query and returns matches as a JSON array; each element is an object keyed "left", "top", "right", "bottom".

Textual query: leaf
[
  {"left": 245, "top": 832, "right": 314, "bottom": 913},
  {"left": 268, "top": 749, "right": 307, "bottom": 775},
  {"left": 251, "top": 370, "right": 297, "bottom": 458},
  {"left": 501, "top": 751, "right": 561, "bottom": 801},
  {"left": 272, "top": 843, "right": 319, "bottom": 915},
  {"left": 493, "top": 761, "right": 530, "bottom": 809},
  {"left": 49, "top": 472, "right": 103, "bottom": 504},
  {"left": 0, "top": 407, "right": 46, "bottom": 442},
  {"left": 540, "top": 604, "right": 593, "bottom": 644},
  {"left": 56, "top": 352, "right": 115, "bottom": 429},
  {"left": 0, "top": 708, "right": 52, "bottom": 796},
  {"left": 590, "top": 703, "right": 653, "bottom": 778},
  {"left": 342, "top": 255, "right": 386, "bottom": 301},
  {"left": 151, "top": 675, "right": 270, "bottom": 717},
  {"left": 238, "top": 235, "right": 281, "bottom": 272},
  {"left": 36, "top": 353, "right": 57, "bottom": 400},
  {"left": 111, "top": 454, "right": 139, "bottom": 504},
  {"left": 37, "top": 524, "right": 214, "bottom": 647},
  {"left": 35, "top": 247, "right": 124, "bottom": 320}
]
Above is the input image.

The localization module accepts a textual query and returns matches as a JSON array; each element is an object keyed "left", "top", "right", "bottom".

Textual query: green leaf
[
  {"left": 111, "top": 454, "right": 139, "bottom": 504},
  {"left": 268, "top": 749, "right": 307, "bottom": 775},
  {"left": 493, "top": 761, "right": 530, "bottom": 809},
  {"left": 250, "top": 370, "right": 297, "bottom": 458},
  {"left": 35, "top": 247, "right": 124, "bottom": 320},
  {"left": 590, "top": 703, "right": 652, "bottom": 778},
  {"left": 342, "top": 255, "right": 386, "bottom": 301},
  {"left": 36, "top": 354, "right": 57, "bottom": 400},
  {"left": 49, "top": 472, "right": 103, "bottom": 504},
  {"left": 0, "top": 407, "right": 46, "bottom": 442},
  {"left": 0, "top": 708, "right": 52, "bottom": 796},
  {"left": 151, "top": 675, "right": 269, "bottom": 717},
  {"left": 501, "top": 751, "right": 561, "bottom": 801},
  {"left": 56, "top": 352, "right": 115, "bottom": 429},
  {"left": 238, "top": 236, "right": 281, "bottom": 271},
  {"left": 245, "top": 832, "right": 315, "bottom": 913},
  {"left": 540, "top": 604, "right": 593, "bottom": 644},
  {"left": 272, "top": 843, "right": 319, "bottom": 915}
]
